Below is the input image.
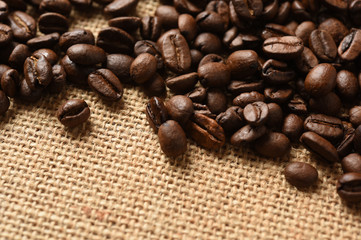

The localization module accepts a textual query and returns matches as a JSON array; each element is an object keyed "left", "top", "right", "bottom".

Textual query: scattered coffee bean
[
  {"left": 88, "top": 69, "right": 123, "bottom": 101},
  {"left": 342, "top": 153, "right": 361, "bottom": 174},
  {"left": 57, "top": 99, "right": 90, "bottom": 127},
  {"left": 158, "top": 120, "right": 188, "bottom": 158},
  {"left": 67, "top": 44, "right": 106, "bottom": 66},
  {"left": 165, "top": 95, "right": 194, "bottom": 126},
  {"left": 254, "top": 132, "right": 291, "bottom": 158},
  {"left": 337, "top": 173, "right": 361, "bottom": 202},
  {"left": 24, "top": 53, "right": 53, "bottom": 90},
  {"left": 284, "top": 162, "right": 318, "bottom": 187},
  {"left": 59, "top": 29, "right": 95, "bottom": 51},
  {"left": 146, "top": 96, "right": 168, "bottom": 133}
]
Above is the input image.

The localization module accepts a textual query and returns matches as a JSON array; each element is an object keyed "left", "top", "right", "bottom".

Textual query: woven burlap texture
[{"left": 0, "top": 1, "right": 360, "bottom": 239}]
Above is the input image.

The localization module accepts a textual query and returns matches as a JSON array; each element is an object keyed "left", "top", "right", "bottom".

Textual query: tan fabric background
[{"left": 0, "top": 1, "right": 360, "bottom": 239}]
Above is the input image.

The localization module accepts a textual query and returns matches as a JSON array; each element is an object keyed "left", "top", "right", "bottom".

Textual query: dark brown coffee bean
[
  {"left": 161, "top": 32, "right": 191, "bottom": 74},
  {"left": 1, "top": 69, "right": 18, "bottom": 98},
  {"left": 108, "top": 17, "right": 141, "bottom": 33},
  {"left": 309, "top": 30, "right": 337, "bottom": 62},
  {"left": 304, "top": 114, "right": 343, "bottom": 142},
  {"left": 295, "top": 21, "right": 316, "bottom": 46},
  {"left": 233, "top": 91, "right": 265, "bottom": 107},
  {"left": 284, "top": 162, "right": 318, "bottom": 187},
  {"left": 196, "top": 11, "right": 225, "bottom": 34},
  {"left": 243, "top": 101, "right": 269, "bottom": 126},
  {"left": 106, "top": 54, "right": 133, "bottom": 84},
  {"left": 0, "top": 64, "right": 10, "bottom": 79},
  {"left": 8, "top": 11, "right": 36, "bottom": 42},
  {"left": 166, "top": 72, "right": 198, "bottom": 94},
  {"left": 0, "top": 1, "right": 8, "bottom": 21},
  {"left": 254, "top": 132, "right": 291, "bottom": 158},
  {"left": 140, "top": 16, "right": 162, "bottom": 41},
  {"left": 186, "top": 113, "right": 225, "bottom": 150},
  {"left": 61, "top": 55, "right": 96, "bottom": 85},
  {"left": 142, "top": 73, "right": 166, "bottom": 97},
  {"left": 349, "top": 106, "right": 361, "bottom": 127},
  {"left": 193, "top": 33, "right": 222, "bottom": 54},
  {"left": 288, "top": 94, "right": 308, "bottom": 115},
  {"left": 134, "top": 40, "right": 163, "bottom": 70},
  {"left": 67, "top": 44, "right": 106, "bottom": 65},
  {"left": 104, "top": 0, "right": 138, "bottom": 17},
  {"left": 158, "top": 120, "right": 188, "bottom": 158},
  {"left": 338, "top": 30, "right": 361, "bottom": 61},
  {"left": 69, "top": 0, "right": 91, "bottom": 8},
  {"left": 174, "top": 0, "right": 205, "bottom": 15},
  {"left": 39, "top": 0, "right": 72, "bottom": 16},
  {"left": 24, "top": 53, "right": 53, "bottom": 90},
  {"left": 304, "top": 63, "right": 336, "bottom": 97},
  {"left": 88, "top": 69, "right": 123, "bottom": 101},
  {"left": 232, "top": 0, "right": 263, "bottom": 20},
  {"left": 166, "top": 95, "right": 194, "bottom": 126},
  {"left": 155, "top": 5, "right": 179, "bottom": 29},
  {"left": 48, "top": 64, "right": 66, "bottom": 94},
  {"left": 309, "top": 92, "right": 341, "bottom": 117},
  {"left": 198, "top": 62, "right": 230, "bottom": 88},
  {"left": 291, "top": 0, "right": 312, "bottom": 21},
  {"left": 227, "top": 50, "right": 260, "bottom": 79},
  {"left": 27, "top": 32, "right": 60, "bottom": 50},
  {"left": 206, "top": 88, "right": 227, "bottom": 114},
  {"left": 178, "top": 14, "right": 197, "bottom": 42},
  {"left": 57, "top": 99, "right": 90, "bottom": 127},
  {"left": 300, "top": 131, "right": 339, "bottom": 162},
  {"left": 130, "top": 53, "right": 157, "bottom": 84},
  {"left": 38, "top": 12, "right": 69, "bottom": 34},
  {"left": 336, "top": 70, "right": 359, "bottom": 100},
  {"left": 337, "top": 173, "right": 361, "bottom": 202},
  {"left": 198, "top": 54, "right": 225, "bottom": 67},
  {"left": 263, "top": 36, "right": 303, "bottom": 60},
  {"left": 265, "top": 86, "right": 293, "bottom": 104},
  {"left": 282, "top": 113, "right": 304, "bottom": 142},
  {"left": 33, "top": 48, "right": 58, "bottom": 66},
  {"left": 230, "top": 124, "right": 267, "bottom": 146},
  {"left": 266, "top": 103, "right": 283, "bottom": 130},
  {"left": 274, "top": 1, "right": 291, "bottom": 23},
  {"left": 192, "top": 103, "right": 216, "bottom": 119},
  {"left": 0, "top": 89, "right": 9, "bottom": 115},
  {"left": 186, "top": 87, "right": 207, "bottom": 103},
  {"left": 295, "top": 47, "right": 318, "bottom": 74},
  {"left": 337, "top": 127, "right": 355, "bottom": 158},
  {"left": 262, "top": 59, "right": 295, "bottom": 85},
  {"left": 318, "top": 18, "right": 349, "bottom": 44},
  {"left": 146, "top": 96, "right": 168, "bottom": 133},
  {"left": 261, "top": 23, "right": 295, "bottom": 40},
  {"left": 0, "top": 23, "right": 12, "bottom": 46},
  {"left": 216, "top": 106, "right": 244, "bottom": 135},
  {"left": 342, "top": 153, "right": 361, "bottom": 174},
  {"left": 97, "top": 27, "right": 135, "bottom": 54},
  {"left": 8, "top": 44, "right": 30, "bottom": 70},
  {"left": 261, "top": 0, "right": 280, "bottom": 21},
  {"left": 59, "top": 29, "right": 95, "bottom": 51},
  {"left": 206, "top": 1, "right": 229, "bottom": 29},
  {"left": 19, "top": 78, "right": 43, "bottom": 102},
  {"left": 227, "top": 80, "right": 264, "bottom": 95}
]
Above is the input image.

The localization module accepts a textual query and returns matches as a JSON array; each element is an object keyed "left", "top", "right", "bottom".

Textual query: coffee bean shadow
[
  {"left": 61, "top": 120, "right": 93, "bottom": 140},
  {"left": 342, "top": 201, "right": 361, "bottom": 215},
  {"left": 293, "top": 181, "right": 320, "bottom": 194}
]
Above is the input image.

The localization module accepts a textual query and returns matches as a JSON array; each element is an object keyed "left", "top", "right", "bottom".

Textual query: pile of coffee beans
[{"left": 1, "top": 0, "right": 361, "bottom": 203}]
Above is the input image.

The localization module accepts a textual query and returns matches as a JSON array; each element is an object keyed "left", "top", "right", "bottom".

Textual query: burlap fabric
[{"left": 0, "top": 1, "right": 360, "bottom": 239}]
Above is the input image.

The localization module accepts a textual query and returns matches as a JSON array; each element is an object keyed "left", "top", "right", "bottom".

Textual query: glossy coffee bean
[
  {"left": 106, "top": 54, "right": 133, "bottom": 84},
  {"left": 337, "top": 127, "right": 355, "bottom": 158},
  {"left": 227, "top": 80, "right": 264, "bottom": 96},
  {"left": 186, "top": 87, "right": 207, "bottom": 103},
  {"left": 216, "top": 106, "right": 244, "bottom": 135},
  {"left": 158, "top": 120, "right": 188, "bottom": 158},
  {"left": 140, "top": 16, "right": 162, "bottom": 41},
  {"left": 108, "top": 16, "right": 141, "bottom": 33},
  {"left": 134, "top": 40, "right": 163, "bottom": 70},
  {"left": 166, "top": 72, "right": 198, "bottom": 94},
  {"left": 178, "top": 14, "right": 197, "bottom": 42},
  {"left": 349, "top": 0, "right": 361, "bottom": 25},
  {"left": 227, "top": 50, "right": 260, "bottom": 79},
  {"left": 38, "top": 12, "right": 69, "bottom": 34},
  {"left": 284, "top": 162, "right": 318, "bottom": 187},
  {"left": 263, "top": 36, "right": 303, "bottom": 60},
  {"left": 232, "top": 0, "right": 263, "bottom": 20},
  {"left": 104, "top": 0, "right": 139, "bottom": 17},
  {"left": 308, "top": 92, "right": 341, "bottom": 117},
  {"left": 295, "top": 21, "right": 315, "bottom": 46},
  {"left": 233, "top": 91, "right": 265, "bottom": 108},
  {"left": 130, "top": 53, "right": 157, "bottom": 84},
  {"left": 33, "top": 49, "right": 58, "bottom": 66},
  {"left": 337, "top": 173, "right": 361, "bottom": 202},
  {"left": 27, "top": 32, "right": 60, "bottom": 50},
  {"left": 230, "top": 124, "right": 267, "bottom": 146},
  {"left": 19, "top": 78, "right": 43, "bottom": 102},
  {"left": 48, "top": 64, "right": 66, "bottom": 94},
  {"left": 349, "top": 106, "right": 361, "bottom": 127},
  {"left": 88, "top": 69, "right": 123, "bottom": 101},
  {"left": 67, "top": 44, "right": 106, "bottom": 66},
  {"left": 39, "top": 0, "right": 72, "bottom": 16},
  {"left": 8, "top": 11, "right": 36, "bottom": 42},
  {"left": 198, "top": 62, "right": 230, "bottom": 88},
  {"left": 342, "top": 153, "right": 361, "bottom": 174},
  {"left": 61, "top": 55, "right": 96, "bottom": 85},
  {"left": 142, "top": 73, "right": 166, "bottom": 97},
  {"left": 262, "top": 59, "right": 295, "bottom": 85},
  {"left": 192, "top": 103, "right": 216, "bottom": 119},
  {"left": 59, "top": 29, "right": 95, "bottom": 51},
  {"left": 261, "top": 23, "right": 295, "bottom": 40},
  {"left": 0, "top": 90, "right": 9, "bottom": 115},
  {"left": 266, "top": 103, "right": 283, "bottom": 130},
  {"left": 338, "top": 30, "right": 361, "bottom": 61},
  {"left": 57, "top": 99, "right": 90, "bottom": 127},
  {"left": 336, "top": 70, "right": 359, "bottom": 100},
  {"left": 196, "top": 11, "right": 225, "bottom": 34},
  {"left": 0, "top": 23, "right": 12, "bottom": 46},
  {"left": 97, "top": 27, "right": 135, "bottom": 54},
  {"left": 1, "top": 69, "right": 18, "bottom": 98},
  {"left": 24, "top": 53, "right": 53, "bottom": 90},
  {"left": 206, "top": 88, "right": 227, "bottom": 114},
  {"left": 295, "top": 47, "right": 318, "bottom": 74},
  {"left": 309, "top": 30, "right": 337, "bottom": 62},
  {"left": 243, "top": 101, "right": 269, "bottom": 126},
  {"left": 198, "top": 54, "right": 225, "bottom": 67},
  {"left": 165, "top": 95, "right": 194, "bottom": 126},
  {"left": 206, "top": 1, "right": 230, "bottom": 29},
  {"left": 304, "top": 63, "right": 336, "bottom": 97},
  {"left": 173, "top": 0, "right": 205, "bottom": 15},
  {"left": 282, "top": 114, "right": 303, "bottom": 142},
  {"left": 155, "top": 5, "right": 179, "bottom": 29},
  {"left": 318, "top": 18, "right": 348, "bottom": 44},
  {"left": 304, "top": 114, "right": 343, "bottom": 142},
  {"left": 254, "top": 132, "right": 291, "bottom": 158},
  {"left": 8, "top": 44, "right": 30, "bottom": 70},
  {"left": 193, "top": 33, "right": 222, "bottom": 54},
  {"left": 146, "top": 96, "right": 168, "bottom": 133}
]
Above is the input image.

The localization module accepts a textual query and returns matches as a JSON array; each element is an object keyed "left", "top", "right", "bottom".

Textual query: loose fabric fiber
[{"left": 0, "top": 1, "right": 360, "bottom": 239}]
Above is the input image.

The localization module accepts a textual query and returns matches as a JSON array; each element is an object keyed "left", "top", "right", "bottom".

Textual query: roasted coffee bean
[
  {"left": 336, "top": 70, "right": 359, "bottom": 100},
  {"left": 309, "top": 30, "right": 337, "bottom": 62},
  {"left": 97, "top": 27, "right": 135, "bottom": 54},
  {"left": 24, "top": 53, "right": 53, "bottom": 90},
  {"left": 233, "top": 91, "right": 265, "bottom": 107},
  {"left": 134, "top": 40, "right": 163, "bottom": 69},
  {"left": 0, "top": 1, "right": 8, "bottom": 21},
  {"left": 198, "top": 54, "right": 225, "bottom": 67},
  {"left": 206, "top": 88, "right": 227, "bottom": 114},
  {"left": 33, "top": 49, "right": 58, "bottom": 66},
  {"left": 186, "top": 113, "right": 225, "bottom": 150},
  {"left": 186, "top": 87, "right": 207, "bottom": 103},
  {"left": 304, "top": 114, "right": 343, "bottom": 142},
  {"left": 142, "top": 73, "right": 166, "bottom": 97},
  {"left": 8, "top": 11, "right": 36, "bottom": 42},
  {"left": 254, "top": 132, "right": 291, "bottom": 158},
  {"left": 231, "top": 124, "right": 267, "bottom": 145},
  {"left": 227, "top": 80, "right": 264, "bottom": 95},
  {"left": 69, "top": 0, "right": 91, "bottom": 8},
  {"left": 8, "top": 44, "right": 30, "bottom": 70},
  {"left": 0, "top": 64, "right": 10, "bottom": 79},
  {"left": 288, "top": 94, "right": 308, "bottom": 115},
  {"left": 266, "top": 103, "right": 283, "bottom": 130},
  {"left": 304, "top": 63, "right": 336, "bottom": 97},
  {"left": 337, "top": 127, "right": 355, "bottom": 158},
  {"left": 295, "top": 21, "right": 316, "bottom": 46},
  {"left": 104, "top": 0, "right": 139, "bottom": 17},
  {"left": 282, "top": 114, "right": 303, "bottom": 142},
  {"left": 232, "top": 0, "right": 263, "bottom": 20},
  {"left": 106, "top": 54, "right": 133, "bottom": 84},
  {"left": 155, "top": 5, "right": 179, "bottom": 29},
  {"left": 39, "top": 0, "right": 72, "bottom": 16},
  {"left": 295, "top": 47, "right": 318, "bottom": 74},
  {"left": 337, "top": 173, "right": 361, "bottom": 202},
  {"left": 274, "top": 1, "right": 291, "bottom": 23},
  {"left": 263, "top": 36, "right": 303, "bottom": 60},
  {"left": 229, "top": 1, "right": 247, "bottom": 30},
  {"left": 130, "top": 53, "right": 157, "bottom": 84},
  {"left": 192, "top": 102, "right": 216, "bottom": 119},
  {"left": 261, "top": 23, "right": 295, "bottom": 40},
  {"left": 0, "top": 23, "right": 12, "bottom": 46},
  {"left": 19, "top": 78, "right": 43, "bottom": 102},
  {"left": 284, "top": 162, "right": 318, "bottom": 187},
  {"left": 158, "top": 120, "right": 188, "bottom": 158},
  {"left": 140, "top": 16, "right": 162, "bottom": 41},
  {"left": 318, "top": 18, "right": 349, "bottom": 44},
  {"left": 292, "top": 0, "right": 312, "bottom": 21},
  {"left": 173, "top": 0, "right": 205, "bottom": 15},
  {"left": 48, "top": 64, "right": 66, "bottom": 94},
  {"left": 146, "top": 96, "right": 168, "bottom": 133},
  {"left": 342, "top": 153, "right": 361, "bottom": 173},
  {"left": 1, "top": 69, "right": 18, "bottom": 98},
  {"left": 216, "top": 106, "right": 244, "bottom": 135},
  {"left": 161, "top": 32, "right": 191, "bottom": 74},
  {"left": 165, "top": 95, "right": 194, "bottom": 126},
  {"left": 265, "top": 86, "right": 293, "bottom": 104},
  {"left": 227, "top": 50, "right": 260, "bottom": 79},
  {"left": 108, "top": 17, "right": 141, "bottom": 33},
  {"left": 338, "top": 30, "right": 361, "bottom": 61},
  {"left": 198, "top": 62, "right": 230, "bottom": 88},
  {"left": 196, "top": 11, "right": 225, "bottom": 34},
  {"left": 178, "top": 14, "right": 197, "bottom": 42},
  {"left": 166, "top": 72, "right": 198, "bottom": 94},
  {"left": 27, "top": 32, "right": 60, "bottom": 50},
  {"left": 67, "top": 44, "right": 106, "bottom": 66},
  {"left": 88, "top": 69, "right": 123, "bottom": 101},
  {"left": 243, "top": 101, "right": 268, "bottom": 126},
  {"left": 205, "top": 1, "right": 229, "bottom": 29},
  {"left": 59, "top": 29, "right": 95, "bottom": 51},
  {"left": 57, "top": 99, "right": 90, "bottom": 127},
  {"left": 0, "top": 89, "right": 9, "bottom": 115},
  {"left": 349, "top": 0, "right": 361, "bottom": 25},
  {"left": 193, "top": 33, "right": 222, "bottom": 54},
  {"left": 61, "top": 55, "right": 96, "bottom": 85},
  {"left": 262, "top": 59, "right": 295, "bottom": 85},
  {"left": 38, "top": 12, "right": 69, "bottom": 34},
  {"left": 300, "top": 131, "right": 339, "bottom": 162},
  {"left": 309, "top": 92, "right": 341, "bottom": 117},
  {"left": 349, "top": 106, "right": 361, "bottom": 127}
]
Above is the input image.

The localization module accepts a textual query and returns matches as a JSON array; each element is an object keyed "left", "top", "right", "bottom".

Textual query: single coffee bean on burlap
[
  {"left": 158, "top": 120, "right": 188, "bottom": 158},
  {"left": 284, "top": 162, "right": 318, "bottom": 187},
  {"left": 282, "top": 113, "right": 303, "bottom": 142},
  {"left": 57, "top": 99, "right": 90, "bottom": 127},
  {"left": 146, "top": 96, "right": 168, "bottom": 133},
  {"left": 337, "top": 173, "right": 361, "bottom": 202}
]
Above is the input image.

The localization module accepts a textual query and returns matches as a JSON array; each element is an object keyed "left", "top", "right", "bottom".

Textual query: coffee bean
[
  {"left": 309, "top": 92, "right": 341, "bottom": 117},
  {"left": 295, "top": 47, "right": 319, "bottom": 74},
  {"left": 27, "top": 32, "right": 60, "bottom": 50},
  {"left": 19, "top": 78, "right": 43, "bottom": 102},
  {"left": 48, "top": 64, "right": 66, "bottom": 94},
  {"left": 349, "top": 106, "right": 361, "bottom": 127},
  {"left": 97, "top": 27, "right": 135, "bottom": 54},
  {"left": 227, "top": 50, "right": 260, "bottom": 79},
  {"left": 309, "top": 30, "right": 337, "bottom": 62},
  {"left": 206, "top": 0, "right": 230, "bottom": 29},
  {"left": 186, "top": 113, "right": 225, "bottom": 150},
  {"left": 57, "top": 99, "right": 90, "bottom": 127},
  {"left": 192, "top": 102, "right": 216, "bottom": 119},
  {"left": 178, "top": 14, "right": 197, "bottom": 42},
  {"left": 349, "top": 0, "right": 361, "bottom": 25},
  {"left": 174, "top": 0, "right": 205, "bottom": 15},
  {"left": 0, "top": 23, "right": 12, "bottom": 46},
  {"left": 0, "top": 64, "right": 10, "bottom": 79},
  {"left": 243, "top": 101, "right": 269, "bottom": 126},
  {"left": 274, "top": 1, "right": 291, "bottom": 23},
  {"left": 288, "top": 94, "right": 308, "bottom": 115},
  {"left": 266, "top": 103, "right": 283, "bottom": 130},
  {"left": 0, "top": 89, "right": 9, "bottom": 115},
  {"left": 282, "top": 114, "right": 303, "bottom": 142},
  {"left": 198, "top": 62, "right": 230, "bottom": 88},
  {"left": 232, "top": 0, "right": 263, "bottom": 20},
  {"left": 155, "top": 5, "right": 179, "bottom": 29},
  {"left": 196, "top": 11, "right": 225, "bottom": 34},
  {"left": 8, "top": 44, "right": 30, "bottom": 70},
  {"left": 61, "top": 55, "right": 96, "bottom": 85},
  {"left": 8, "top": 11, "right": 36, "bottom": 42},
  {"left": 161, "top": 32, "right": 191, "bottom": 74},
  {"left": 206, "top": 88, "right": 227, "bottom": 114},
  {"left": 254, "top": 132, "right": 291, "bottom": 158},
  {"left": 24, "top": 53, "right": 53, "bottom": 90},
  {"left": 233, "top": 91, "right": 265, "bottom": 107},
  {"left": 318, "top": 18, "right": 349, "bottom": 44},
  {"left": 166, "top": 72, "right": 198, "bottom": 94},
  {"left": 38, "top": 12, "right": 69, "bottom": 34},
  {"left": 0, "top": 1, "right": 8, "bottom": 21},
  {"left": 186, "top": 86, "right": 207, "bottom": 103},
  {"left": 88, "top": 69, "right": 123, "bottom": 101},
  {"left": 198, "top": 54, "right": 225, "bottom": 67},
  {"left": 263, "top": 36, "right": 304, "bottom": 60},
  {"left": 158, "top": 120, "right": 188, "bottom": 158},
  {"left": 304, "top": 114, "right": 343, "bottom": 142},
  {"left": 142, "top": 73, "right": 166, "bottom": 97},
  {"left": 336, "top": 70, "right": 359, "bottom": 100},
  {"left": 337, "top": 127, "right": 355, "bottom": 158},
  {"left": 341, "top": 153, "right": 361, "bottom": 173},
  {"left": 337, "top": 172, "right": 361, "bottom": 202},
  {"left": 108, "top": 16, "right": 141, "bottom": 33},
  {"left": 140, "top": 16, "right": 162, "bottom": 41},
  {"left": 130, "top": 53, "right": 157, "bottom": 84},
  {"left": 1, "top": 69, "right": 18, "bottom": 98},
  {"left": 227, "top": 80, "right": 264, "bottom": 96},
  {"left": 216, "top": 106, "right": 244, "bottom": 135},
  {"left": 104, "top": 0, "right": 139, "bottom": 17},
  {"left": 304, "top": 63, "right": 336, "bottom": 97},
  {"left": 230, "top": 124, "right": 267, "bottom": 146},
  {"left": 146, "top": 96, "right": 168, "bottom": 133},
  {"left": 67, "top": 44, "right": 106, "bottom": 66},
  {"left": 261, "top": 23, "right": 295, "bottom": 40},
  {"left": 59, "top": 29, "right": 95, "bottom": 51},
  {"left": 264, "top": 86, "right": 293, "bottom": 104},
  {"left": 194, "top": 32, "right": 222, "bottom": 54},
  {"left": 338, "top": 30, "right": 361, "bottom": 61},
  {"left": 295, "top": 21, "right": 316, "bottom": 46},
  {"left": 262, "top": 59, "right": 295, "bottom": 85},
  {"left": 300, "top": 131, "right": 339, "bottom": 162},
  {"left": 33, "top": 48, "right": 58, "bottom": 66},
  {"left": 165, "top": 95, "right": 194, "bottom": 126},
  {"left": 354, "top": 125, "right": 361, "bottom": 154},
  {"left": 284, "top": 162, "right": 318, "bottom": 187},
  {"left": 39, "top": 0, "right": 72, "bottom": 16},
  {"left": 105, "top": 54, "right": 133, "bottom": 84},
  {"left": 134, "top": 40, "right": 163, "bottom": 70}
]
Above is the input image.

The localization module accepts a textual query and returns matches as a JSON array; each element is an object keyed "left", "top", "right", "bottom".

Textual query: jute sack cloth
[{"left": 0, "top": 0, "right": 360, "bottom": 239}]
